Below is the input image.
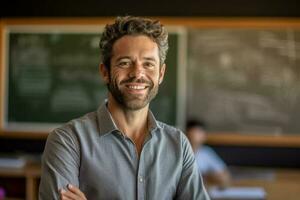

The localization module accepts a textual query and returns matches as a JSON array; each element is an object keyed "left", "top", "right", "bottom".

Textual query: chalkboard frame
[
  {"left": 167, "top": 17, "right": 300, "bottom": 148},
  {"left": 0, "top": 20, "right": 187, "bottom": 133}
]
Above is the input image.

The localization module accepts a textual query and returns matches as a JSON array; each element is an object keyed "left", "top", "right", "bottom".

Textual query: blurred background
[{"left": 0, "top": 0, "right": 300, "bottom": 199}]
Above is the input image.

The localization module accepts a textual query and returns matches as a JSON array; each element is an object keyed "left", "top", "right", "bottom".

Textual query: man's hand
[{"left": 60, "top": 184, "right": 87, "bottom": 200}]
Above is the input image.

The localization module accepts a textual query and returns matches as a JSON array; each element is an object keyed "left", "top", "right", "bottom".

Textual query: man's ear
[
  {"left": 159, "top": 64, "right": 166, "bottom": 85},
  {"left": 99, "top": 63, "right": 110, "bottom": 84}
]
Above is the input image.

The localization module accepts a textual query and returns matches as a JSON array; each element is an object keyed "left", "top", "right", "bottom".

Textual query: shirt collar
[
  {"left": 147, "top": 109, "right": 162, "bottom": 133},
  {"left": 97, "top": 101, "right": 119, "bottom": 136},
  {"left": 97, "top": 100, "right": 162, "bottom": 137}
]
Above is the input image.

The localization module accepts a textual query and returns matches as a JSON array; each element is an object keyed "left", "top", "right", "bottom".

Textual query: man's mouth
[
  {"left": 124, "top": 83, "right": 150, "bottom": 95},
  {"left": 126, "top": 85, "right": 148, "bottom": 90}
]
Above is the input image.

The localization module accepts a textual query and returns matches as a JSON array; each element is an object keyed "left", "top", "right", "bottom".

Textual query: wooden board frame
[
  {"left": 0, "top": 17, "right": 300, "bottom": 148},
  {"left": 0, "top": 17, "right": 187, "bottom": 137}
]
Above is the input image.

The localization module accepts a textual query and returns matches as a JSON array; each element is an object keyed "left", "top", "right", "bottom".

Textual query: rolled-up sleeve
[
  {"left": 39, "top": 128, "right": 80, "bottom": 200},
  {"left": 175, "top": 133, "right": 210, "bottom": 200}
]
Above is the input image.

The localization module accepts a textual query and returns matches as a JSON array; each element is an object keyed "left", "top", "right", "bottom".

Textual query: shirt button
[{"left": 139, "top": 176, "right": 144, "bottom": 183}]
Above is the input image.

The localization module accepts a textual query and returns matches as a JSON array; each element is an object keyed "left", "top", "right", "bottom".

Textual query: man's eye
[
  {"left": 118, "top": 62, "right": 130, "bottom": 67},
  {"left": 144, "top": 62, "right": 155, "bottom": 68}
]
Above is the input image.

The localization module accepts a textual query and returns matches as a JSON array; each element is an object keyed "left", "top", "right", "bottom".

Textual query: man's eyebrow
[
  {"left": 143, "top": 57, "right": 158, "bottom": 63},
  {"left": 115, "top": 56, "right": 158, "bottom": 63},
  {"left": 115, "top": 56, "right": 132, "bottom": 62}
]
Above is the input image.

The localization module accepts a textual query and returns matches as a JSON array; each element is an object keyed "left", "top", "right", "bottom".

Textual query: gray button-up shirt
[{"left": 39, "top": 101, "right": 210, "bottom": 200}]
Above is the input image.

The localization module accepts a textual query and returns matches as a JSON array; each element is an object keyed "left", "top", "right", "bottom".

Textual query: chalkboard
[
  {"left": 3, "top": 25, "right": 187, "bottom": 131},
  {"left": 187, "top": 28, "right": 300, "bottom": 134}
]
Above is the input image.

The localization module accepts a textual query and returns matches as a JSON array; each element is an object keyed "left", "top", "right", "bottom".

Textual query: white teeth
[{"left": 128, "top": 85, "right": 146, "bottom": 90}]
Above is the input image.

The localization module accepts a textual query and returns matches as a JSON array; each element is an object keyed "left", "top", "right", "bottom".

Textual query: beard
[{"left": 107, "top": 75, "right": 159, "bottom": 110}]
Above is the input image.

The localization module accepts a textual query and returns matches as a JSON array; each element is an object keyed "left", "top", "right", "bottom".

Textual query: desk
[
  {"left": 0, "top": 163, "right": 41, "bottom": 200},
  {"left": 212, "top": 168, "right": 300, "bottom": 200},
  {"left": 0, "top": 164, "right": 299, "bottom": 200}
]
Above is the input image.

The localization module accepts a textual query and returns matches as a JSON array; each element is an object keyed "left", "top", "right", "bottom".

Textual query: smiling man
[{"left": 39, "top": 16, "right": 209, "bottom": 200}]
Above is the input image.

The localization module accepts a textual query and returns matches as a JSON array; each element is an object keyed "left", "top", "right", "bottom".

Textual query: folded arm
[{"left": 39, "top": 129, "right": 81, "bottom": 200}]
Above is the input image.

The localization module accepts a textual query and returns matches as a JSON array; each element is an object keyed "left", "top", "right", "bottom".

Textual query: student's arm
[
  {"left": 175, "top": 133, "right": 210, "bottom": 200},
  {"left": 204, "top": 170, "right": 231, "bottom": 188},
  {"left": 204, "top": 147, "right": 231, "bottom": 188},
  {"left": 39, "top": 128, "right": 80, "bottom": 200}
]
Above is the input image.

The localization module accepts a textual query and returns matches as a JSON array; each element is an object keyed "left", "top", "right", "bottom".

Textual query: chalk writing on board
[
  {"left": 187, "top": 29, "right": 300, "bottom": 134},
  {"left": 6, "top": 28, "right": 184, "bottom": 131}
]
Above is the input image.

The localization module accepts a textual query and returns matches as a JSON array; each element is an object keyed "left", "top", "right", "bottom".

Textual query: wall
[
  {"left": 1, "top": 1, "right": 300, "bottom": 168},
  {"left": 1, "top": 0, "right": 299, "bottom": 17}
]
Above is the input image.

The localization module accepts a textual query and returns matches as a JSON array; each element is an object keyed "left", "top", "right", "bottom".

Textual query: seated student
[{"left": 186, "top": 120, "right": 231, "bottom": 188}]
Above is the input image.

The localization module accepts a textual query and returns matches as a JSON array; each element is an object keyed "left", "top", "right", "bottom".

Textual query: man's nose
[{"left": 129, "top": 62, "right": 145, "bottom": 78}]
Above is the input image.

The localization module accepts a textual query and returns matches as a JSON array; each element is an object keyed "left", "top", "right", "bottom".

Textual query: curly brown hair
[{"left": 99, "top": 16, "right": 169, "bottom": 69}]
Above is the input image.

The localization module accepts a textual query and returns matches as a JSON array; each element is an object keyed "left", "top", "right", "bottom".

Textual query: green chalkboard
[
  {"left": 4, "top": 26, "right": 186, "bottom": 131},
  {"left": 187, "top": 28, "right": 300, "bottom": 134}
]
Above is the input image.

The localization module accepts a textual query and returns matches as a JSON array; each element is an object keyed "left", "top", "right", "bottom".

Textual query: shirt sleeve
[
  {"left": 175, "top": 132, "right": 210, "bottom": 200},
  {"left": 195, "top": 146, "right": 227, "bottom": 174},
  {"left": 205, "top": 146, "right": 227, "bottom": 173},
  {"left": 39, "top": 128, "right": 80, "bottom": 200}
]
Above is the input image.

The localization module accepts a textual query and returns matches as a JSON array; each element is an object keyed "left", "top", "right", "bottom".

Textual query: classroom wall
[
  {"left": 1, "top": 0, "right": 299, "bottom": 18},
  {"left": 1, "top": 0, "right": 300, "bottom": 168}
]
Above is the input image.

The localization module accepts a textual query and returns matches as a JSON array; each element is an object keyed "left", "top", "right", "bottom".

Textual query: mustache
[{"left": 120, "top": 77, "right": 153, "bottom": 86}]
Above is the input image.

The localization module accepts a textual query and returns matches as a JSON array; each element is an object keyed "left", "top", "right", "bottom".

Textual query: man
[
  {"left": 186, "top": 120, "right": 231, "bottom": 188},
  {"left": 39, "top": 16, "right": 209, "bottom": 200}
]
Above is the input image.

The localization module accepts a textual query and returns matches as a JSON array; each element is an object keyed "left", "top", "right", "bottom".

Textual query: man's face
[
  {"left": 102, "top": 35, "right": 165, "bottom": 110},
  {"left": 187, "top": 127, "right": 207, "bottom": 148}
]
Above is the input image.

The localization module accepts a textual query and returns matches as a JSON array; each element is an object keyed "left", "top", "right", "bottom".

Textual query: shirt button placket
[
  {"left": 137, "top": 156, "right": 145, "bottom": 200},
  {"left": 139, "top": 176, "right": 144, "bottom": 183}
]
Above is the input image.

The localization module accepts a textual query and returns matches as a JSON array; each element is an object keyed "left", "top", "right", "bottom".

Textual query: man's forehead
[{"left": 111, "top": 35, "right": 159, "bottom": 55}]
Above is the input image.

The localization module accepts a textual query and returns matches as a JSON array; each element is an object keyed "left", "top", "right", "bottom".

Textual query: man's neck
[{"left": 107, "top": 94, "right": 149, "bottom": 141}]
